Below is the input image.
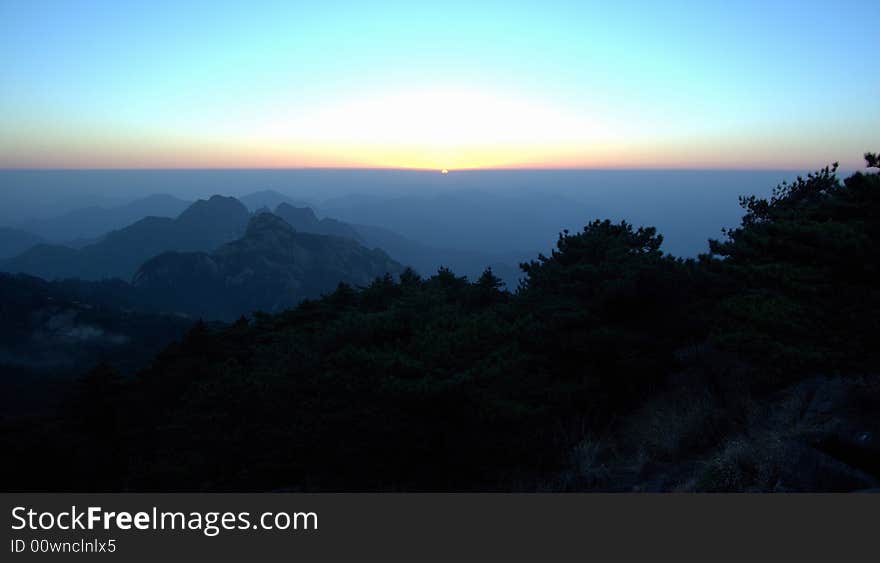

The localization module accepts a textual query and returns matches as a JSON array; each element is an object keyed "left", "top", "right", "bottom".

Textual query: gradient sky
[{"left": 1, "top": 0, "right": 877, "bottom": 170}]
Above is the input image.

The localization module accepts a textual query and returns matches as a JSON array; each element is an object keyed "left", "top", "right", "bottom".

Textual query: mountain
[
  {"left": 238, "top": 190, "right": 312, "bottom": 212},
  {"left": 274, "top": 203, "right": 364, "bottom": 241},
  {"left": 0, "top": 244, "right": 80, "bottom": 280},
  {"left": 21, "top": 193, "right": 192, "bottom": 243},
  {"left": 0, "top": 227, "right": 42, "bottom": 259},
  {"left": 172, "top": 195, "right": 251, "bottom": 247},
  {"left": 133, "top": 212, "right": 402, "bottom": 320},
  {"left": 273, "top": 203, "right": 523, "bottom": 286},
  {"left": 4, "top": 159, "right": 880, "bottom": 492},
  {"left": 2, "top": 192, "right": 525, "bottom": 289},
  {"left": 0, "top": 195, "right": 250, "bottom": 281}
]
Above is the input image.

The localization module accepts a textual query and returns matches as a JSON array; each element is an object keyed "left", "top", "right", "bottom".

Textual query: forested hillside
[{"left": 3, "top": 156, "right": 878, "bottom": 492}]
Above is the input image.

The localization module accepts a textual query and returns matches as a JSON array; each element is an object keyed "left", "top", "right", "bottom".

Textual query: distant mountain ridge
[
  {"left": 274, "top": 202, "right": 364, "bottom": 241},
  {"left": 20, "top": 193, "right": 192, "bottom": 243},
  {"left": 1, "top": 191, "right": 524, "bottom": 292},
  {"left": 238, "top": 189, "right": 312, "bottom": 212},
  {"left": 133, "top": 212, "right": 402, "bottom": 320},
  {"left": 0, "top": 195, "right": 250, "bottom": 281},
  {"left": 274, "top": 202, "right": 523, "bottom": 286},
  {"left": 0, "top": 227, "right": 43, "bottom": 259}
]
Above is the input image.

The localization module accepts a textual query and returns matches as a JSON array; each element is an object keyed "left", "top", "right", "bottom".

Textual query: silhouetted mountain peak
[
  {"left": 1, "top": 196, "right": 251, "bottom": 281},
  {"left": 134, "top": 209, "right": 402, "bottom": 319},
  {"left": 239, "top": 190, "right": 311, "bottom": 212},
  {"left": 244, "top": 212, "right": 296, "bottom": 238},
  {"left": 177, "top": 195, "right": 249, "bottom": 225},
  {"left": 212, "top": 213, "right": 303, "bottom": 261},
  {"left": 273, "top": 203, "right": 363, "bottom": 242},
  {"left": 274, "top": 203, "right": 319, "bottom": 227}
]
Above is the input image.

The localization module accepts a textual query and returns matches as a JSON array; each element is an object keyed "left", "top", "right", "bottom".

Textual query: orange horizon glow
[
  {"left": 1, "top": 145, "right": 859, "bottom": 172},
  {"left": 3, "top": 87, "right": 873, "bottom": 172},
  {"left": 0, "top": 136, "right": 861, "bottom": 172},
  {"left": 3, "top": 4, "right": 877, "bottom": 173}
]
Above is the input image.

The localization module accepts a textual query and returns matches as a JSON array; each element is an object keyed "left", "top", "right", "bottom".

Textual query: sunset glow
[{"left": 1, "top": 1, "right": 877, "bottom": 170}]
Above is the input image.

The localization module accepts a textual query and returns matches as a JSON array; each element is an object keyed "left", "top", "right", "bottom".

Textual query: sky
[{"left": 1, "top": 0, "right": 877, "bottom": 170}]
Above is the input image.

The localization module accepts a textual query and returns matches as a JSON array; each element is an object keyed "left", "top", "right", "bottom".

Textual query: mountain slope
[
  {"left": 0, "top": 227, "right": 43, "bottom": 259},
  {"left": 0, "top": 196, "right": 250, "bottom": 281},
  {"left": 3, "top": 160, "right": 880, "bottom": 492},
  {"left": 274, "top": 203, "right": 364, "bottom": 241},
  {"left": 274, "top": 202, "right": 523, "bottom": 286},
  {"left": 133, "top": 212, "right": 402, "bottom": 319},
  {"left": 21, "top": 193, "right": 192, "bottom": 242}
]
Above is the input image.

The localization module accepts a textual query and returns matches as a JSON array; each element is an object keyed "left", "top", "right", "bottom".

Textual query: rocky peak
[
  {"left": 244, "top": 212, "right": 296, "bottom": 238},
  {"left": 274, "top": 203, "right": 319, "bottom": 229},
  {"left": 177, "top": 195, "right": 249, "bottom": 226}
]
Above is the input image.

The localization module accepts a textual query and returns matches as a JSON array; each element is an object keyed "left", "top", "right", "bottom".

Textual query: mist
[{"left": 0, "top": 169, "right": 793, "bottom": 261}]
